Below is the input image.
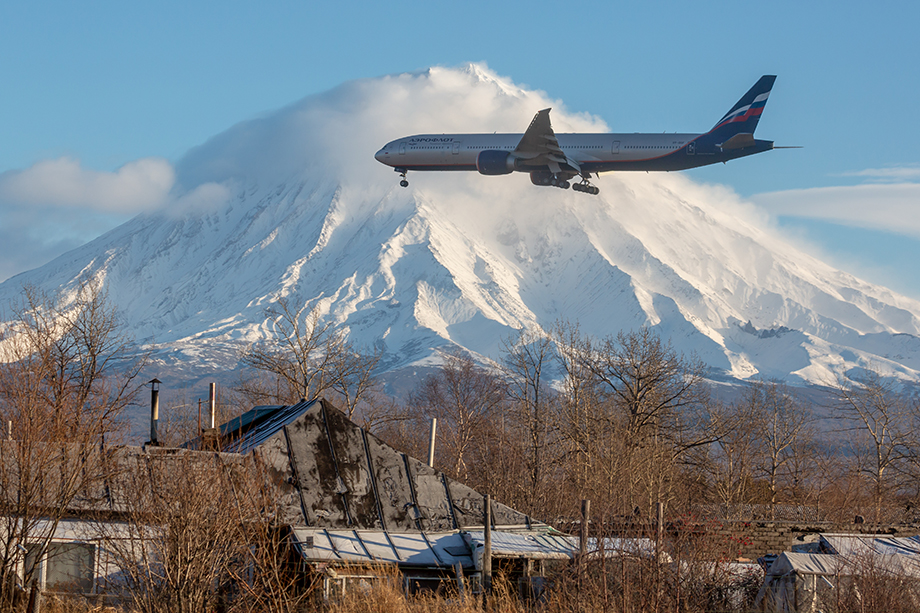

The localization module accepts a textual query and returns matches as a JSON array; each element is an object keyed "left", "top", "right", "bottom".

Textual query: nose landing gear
[{"left": 396, "top": 168, "right": 409, "bottom": 188}]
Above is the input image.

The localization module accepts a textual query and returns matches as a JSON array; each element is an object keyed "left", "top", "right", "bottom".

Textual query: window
[{"left": 25, "top": 542, "right": 95, "bottom": 594}]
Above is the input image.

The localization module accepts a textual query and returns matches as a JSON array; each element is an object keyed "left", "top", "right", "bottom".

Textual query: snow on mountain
[{"left": 3, "top": 63, "right": 920, "bottom": 387}]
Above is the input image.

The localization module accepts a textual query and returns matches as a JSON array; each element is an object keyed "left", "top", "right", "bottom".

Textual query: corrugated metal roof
[
  {"left": 291, "top": 528, "right": 474, "bottom": 568},
  {"left": 768, "top": 550, "right": 920, "bottom": 578},
  {"left": 463, "top": 531, "right": 658, "bottom": 561},
  {"left": 819, "top": 534, "right": 920, "bottom": 557},
  {"left": 220, "top": 401, "right": 313, "bottom": 454}
]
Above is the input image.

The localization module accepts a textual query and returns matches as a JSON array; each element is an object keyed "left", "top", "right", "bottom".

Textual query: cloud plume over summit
[{"left": 173, "top": 63, "right": 608, "bottom": 190}]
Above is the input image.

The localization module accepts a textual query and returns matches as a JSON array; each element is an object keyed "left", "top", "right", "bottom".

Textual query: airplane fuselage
[
  {"left": 375, "top": 76, "right": 779, "bottom": 194},
  {"left": 375, "top": 132, "right": 774, "bottom": 175}
]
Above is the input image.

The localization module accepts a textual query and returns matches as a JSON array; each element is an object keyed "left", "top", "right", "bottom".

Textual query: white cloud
[
  {"left": 839, "top": 165, "right": 920, "bottom": 182},
  {"left": 0, "top": 157, "right": 175, "bottom": 213},
  {"left": 0, "top": 155, "right": 235, "bottom": 282},
  {"left": 175, "top": 62, "right": 608, "bottom": 189},
  {"left": 750, "top": 182, "right": 920, "bottom": 238}
]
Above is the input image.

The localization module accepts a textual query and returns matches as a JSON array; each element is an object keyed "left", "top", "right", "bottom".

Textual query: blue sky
[{"left": 2, "top": 1, "right": 919, "bottom": 296}]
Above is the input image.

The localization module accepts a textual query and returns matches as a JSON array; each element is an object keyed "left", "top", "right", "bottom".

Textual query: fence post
[{"left": 483, "top": 493, "right": 492, "bottom": 604}]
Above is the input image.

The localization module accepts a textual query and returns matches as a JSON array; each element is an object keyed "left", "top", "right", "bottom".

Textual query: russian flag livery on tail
[
  {"left": 375, "top": 76, "right": 788, "bottom": 195},
  {"left": 710, "top": 75, "right": 775, "bottom": 136}
]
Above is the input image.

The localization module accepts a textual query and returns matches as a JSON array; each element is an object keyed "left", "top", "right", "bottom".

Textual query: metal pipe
[
  {"left": 427, "top": 417, "right": 437, "bottom": 467},
  {"left": 149, "top": 378, "right": 161, "bottom": 446},
  {"left": 483, "top": 494, "right": 492, "bottom": 597},
  {"left": 208, "top": 382, "right": 216, "bottom": 429}
]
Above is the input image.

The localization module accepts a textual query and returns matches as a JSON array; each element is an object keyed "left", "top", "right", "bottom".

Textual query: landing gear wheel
[
  {"left": 400, "top": 180, "right": 409, "bottom": 188},
  {"left": 575, "top": 176, "right": 600, "bottom": 195},
  {"left": 396, "top": 168, "right": 409, "bottom": 188},
  {"left": 550, "top": 175, "right": 571, "bottom": 189}
]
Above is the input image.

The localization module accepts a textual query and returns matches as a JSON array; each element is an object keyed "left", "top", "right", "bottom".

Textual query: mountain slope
[{"left": 3, "top": 64, "right": 920, "bottom": 386}]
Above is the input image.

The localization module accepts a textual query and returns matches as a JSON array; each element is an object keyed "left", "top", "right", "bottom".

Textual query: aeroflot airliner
[{"left": 375, "top": 75, "right": 785, "bottom": 195}]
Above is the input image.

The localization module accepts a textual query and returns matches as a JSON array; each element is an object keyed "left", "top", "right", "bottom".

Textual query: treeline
[
  {"left": 232, "top": 298, "right": 920, "bottom": 528},
  {"left": 379, "top": 330, "right": 920, "bottom": 527}
]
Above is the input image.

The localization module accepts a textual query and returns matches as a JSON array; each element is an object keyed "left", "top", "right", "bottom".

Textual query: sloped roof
[
  {"left": 767, "top": 551, "right": 920, "bottom": 579},
  {"left": 289, "top": 528, "right": 658, "bottom": 569},
  {"left": 766, "top": 552, "right": 843, "bottom": 577},
  {"left": 818, "top": 534, "right": 920, "bottom": 557},
  {"left": 290, "top": 528, "right": 474, "bottom": 569},
  {"left": 462, "top": 531, "right": 658, "bottom": 561},
  {"left": 0, "top": 440, "right": 244, "bottom": 516},
  {"left": 212, "top": 398, "right": 539, "bottom": 532}
]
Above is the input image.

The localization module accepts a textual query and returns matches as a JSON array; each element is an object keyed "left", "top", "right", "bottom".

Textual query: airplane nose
[{"left": 375, "top": 148, "right": 388, "bottom": 163}]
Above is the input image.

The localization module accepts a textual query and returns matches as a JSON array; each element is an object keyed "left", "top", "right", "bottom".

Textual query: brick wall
[{"left": 672, "top": 521, "right": 920, "bottom": 559}]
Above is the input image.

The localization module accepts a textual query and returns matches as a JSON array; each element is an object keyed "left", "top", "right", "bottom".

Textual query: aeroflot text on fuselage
[{"left": 375, "top": 75, "right": 781, "bottom": 196}]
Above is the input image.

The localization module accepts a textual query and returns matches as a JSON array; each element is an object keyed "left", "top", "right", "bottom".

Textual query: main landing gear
[
  {"left": 396, "top": 168, "right": 409, "bottom": 188},
  {"left": 572, "top": 177, "right": 600, "bottom": 195},
  {"left": 529, "top": 171, "right": 600, "bottom": 195},
  {"left": 530, "top": 171, "right": 570, "bottom": 189}
]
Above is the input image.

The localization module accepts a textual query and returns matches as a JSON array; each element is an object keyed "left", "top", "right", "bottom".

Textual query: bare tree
[
  {"left": 709, "top": 399, "right": 761, "bottom": 515},
  {"left": 327, "top": 342, "right": 382, "bottom": 420},
  {"left": 567, "top": 328, "right": 724, "bottom": 515},
  {"left": 501, "top": 328, "right": 558, "bottom": 515},
  {"left": 95, "top": 447, "right": 311, "bottom": 613},
  {"left": 832, "top": 368, "right": 916, "bottom": 521},
  {"left": 749, "top": 379, "right": 811, "bottom": 518},
  {"left": 0, "top": 282, "right": 146, "bottom": 608},
  {"left": 237, "top": 297, "right": 379, "bottom": 416},
  {"left": 408, "top": 349, "right": 505, "bottom": 482},
  {"left": 551, "top": 321, "right": 611, "bottom": 512},
  {"left": 579, "top": 328, "right": 712, "bottom": 448}
]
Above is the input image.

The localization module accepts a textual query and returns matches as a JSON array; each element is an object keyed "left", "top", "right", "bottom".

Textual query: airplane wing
[{"left": 514, "top": 108, "right": 581, "bottom": 174}]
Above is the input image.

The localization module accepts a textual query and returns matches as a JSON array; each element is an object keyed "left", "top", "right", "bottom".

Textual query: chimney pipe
[
  {"left": 208, "top": 382, "right": 216, "bottom": 429},
  {"left": 149, "top": 378, "right": 161, "bottom": 446},
  {"left": 427, "top": 417, "right": 437, "bottom": 467}
]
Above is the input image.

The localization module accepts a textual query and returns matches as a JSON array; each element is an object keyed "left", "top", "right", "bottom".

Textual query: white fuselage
[{"left": 375, "top": 133, "right": 701, "bottom": 173}]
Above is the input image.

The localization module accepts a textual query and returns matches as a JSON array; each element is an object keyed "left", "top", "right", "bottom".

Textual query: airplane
[{"left": 375, "top": 75, "right": 786, "bottom": 195}]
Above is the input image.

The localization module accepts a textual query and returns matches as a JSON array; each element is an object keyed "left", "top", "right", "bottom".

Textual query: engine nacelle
[{"left": 476, "top": 150, "right": 516, "bottom": 175}]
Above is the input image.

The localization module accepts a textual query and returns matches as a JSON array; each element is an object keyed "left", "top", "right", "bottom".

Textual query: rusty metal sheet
[
  {"left": 251, "top": 430, "right": 305, "bottom": 526},
  {"left": 404, "top": 456, "right": 456, "bottom": 532},
  {"left": 491, "top": 498, "right": 533, "bottom": 527},
  {"left": 283, "top": 406, "right": 348, "bottom": 527},
  {"left": 321, "top": 403, "right": 382, "bottom": 529},
  {"left": 441, "top": 478, "right": 485, "bottom": 528},
  {"left": 364, "top": 432, "right": 418, "bottom": 531}
]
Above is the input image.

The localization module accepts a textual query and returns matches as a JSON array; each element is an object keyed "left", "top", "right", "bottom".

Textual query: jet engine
[{"left": 476, "top": 150, "right": 516, "bottom": 175}]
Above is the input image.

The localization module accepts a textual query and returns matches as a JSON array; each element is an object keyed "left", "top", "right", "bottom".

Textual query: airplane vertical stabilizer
[{"left": 708, "top": 75, "right": 776, "bottom": 140}]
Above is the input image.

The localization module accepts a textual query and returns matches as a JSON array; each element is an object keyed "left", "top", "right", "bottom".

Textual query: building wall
[{"left": 590, "top": 520, "right": 920, "bottom": 559}]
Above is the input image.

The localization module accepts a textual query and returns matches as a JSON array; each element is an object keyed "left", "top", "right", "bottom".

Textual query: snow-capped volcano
[{"left": 3, "top": 64, "right": 920, "bottom": 386}]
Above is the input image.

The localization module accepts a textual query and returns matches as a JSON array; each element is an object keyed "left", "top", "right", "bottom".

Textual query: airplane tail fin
[{"left": 709, "top": 75, "right": 776, "bottom": 139}]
